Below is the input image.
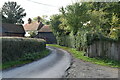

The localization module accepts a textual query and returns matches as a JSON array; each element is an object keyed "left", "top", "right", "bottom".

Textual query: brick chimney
[
  {"left": 37, "top": 16, "right": 41, "bottom": 23},
  {"left": 28, "top": 18, "right": 32, "bottom": 24}
]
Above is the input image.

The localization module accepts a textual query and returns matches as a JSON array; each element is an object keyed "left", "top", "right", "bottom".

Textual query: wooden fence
[{"left": 86, "top": 41, "right": 120, "bottom": 61}]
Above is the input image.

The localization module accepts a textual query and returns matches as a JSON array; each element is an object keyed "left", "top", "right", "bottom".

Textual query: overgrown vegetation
[
  {"left": 2, "top": 37, "right": 46, "bottom": 63},
  {"left": 47, "top": 44, "right": 120, "bottom": 68},
  {"left": 50, "top": 2, "right": 120, "bottom": 49},
  {"left": 1, "top": 49, "right": 50, "bottom": 70},
  {"left": 50, "top": 2, "right": 120, "bottom": 60}
]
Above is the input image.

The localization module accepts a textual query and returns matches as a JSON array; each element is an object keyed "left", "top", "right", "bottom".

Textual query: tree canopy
[
  {"left": 1, "top": 1, "right": 26, "bottom": 24},
  {"left": 50, "top": 2, "right": 120, "bottom": 51},
  {"left": 50, "top": 2, "right": 120, "bottom": 40}
]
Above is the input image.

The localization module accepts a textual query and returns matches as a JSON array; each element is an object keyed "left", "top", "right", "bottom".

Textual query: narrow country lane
[
  {"left": 2, "top": 46, "right": 119, "bottom": 78},
  {"left": 2, "top": 46, "right": 71, "bottom": 78}
]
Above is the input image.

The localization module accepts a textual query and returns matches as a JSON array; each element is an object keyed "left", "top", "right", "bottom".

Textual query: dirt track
[{"left": 64, "top": 56, "right": 119, "bottom": 78}]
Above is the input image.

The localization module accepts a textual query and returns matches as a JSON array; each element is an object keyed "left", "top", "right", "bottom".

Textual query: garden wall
[{"left": 2, "top": 37, "right": 46, "bottom": 63}]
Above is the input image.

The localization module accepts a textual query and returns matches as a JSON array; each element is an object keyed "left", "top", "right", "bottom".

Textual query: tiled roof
[
  {"left": 38, "top": 25, "right": 52, "bottom": 32},
  {"left": 23, "top": 22, "right": 43, "bottom": 31},
  {"left": 1, "top": 23, "right": 25, "bottom": 33}
]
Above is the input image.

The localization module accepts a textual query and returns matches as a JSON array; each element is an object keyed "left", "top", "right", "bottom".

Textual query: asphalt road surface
[
  {"left": 2, "top": 46, "right": 119, "bottom": 79},
  {"left": 2, "top": 46, "right": 71, "bottom": 78}
]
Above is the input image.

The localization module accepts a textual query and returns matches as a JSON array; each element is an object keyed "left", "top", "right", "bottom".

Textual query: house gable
[
  {"left": 37, "top": 25, "right": 57, "bottom": 44},
  {"left": 23, "top": 22, "right": 43, "bottom": 31},
  {"left": 1, "top": 23, "right": 25, "bottom": 37},
  {"left": 2, "top": 23, "right": 25, "bottom": 34},
  {"left": 38, "top": 25, "right": 52, "bottom": 32}
]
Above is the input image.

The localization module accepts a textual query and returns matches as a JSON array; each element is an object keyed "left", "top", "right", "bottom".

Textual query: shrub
[
  {"left": 2, "top": 37, "right": 46, "bottom": 63},
  {"left": 20, "top": 49, "right": 50, "bottom": 61}
]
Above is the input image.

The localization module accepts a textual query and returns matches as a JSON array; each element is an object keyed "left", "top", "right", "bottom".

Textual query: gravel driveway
[{"left": 64, "top": 55, "right": 119, "bottom": 78}]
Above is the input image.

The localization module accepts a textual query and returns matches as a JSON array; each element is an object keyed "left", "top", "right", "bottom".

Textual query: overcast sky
[{"left": 0, "top": 0, "right": 77, "bottom": 24}]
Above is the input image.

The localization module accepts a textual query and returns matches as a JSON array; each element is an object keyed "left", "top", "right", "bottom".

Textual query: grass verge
[
  {"left": 47, "top": 44, "right": 120, "bottom": 68},
  {"left": 1, "top": 49, "right": 50, "bottom": 70}
]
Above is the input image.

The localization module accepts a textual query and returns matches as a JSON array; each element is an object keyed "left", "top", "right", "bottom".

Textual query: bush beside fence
[
  {"left": 2, "top": 37, "right": 46, "bottom": 63},
  {"left": 56, "top": 35, "right": 120, "bottom": 61}
]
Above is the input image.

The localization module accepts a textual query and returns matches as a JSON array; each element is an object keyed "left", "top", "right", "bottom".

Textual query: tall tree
[
  {"left": 1, "top": 1, "right": 26, "bottom": 24},
  {"left": 59, "top": 2, "right": 90, "bottom": 35}
]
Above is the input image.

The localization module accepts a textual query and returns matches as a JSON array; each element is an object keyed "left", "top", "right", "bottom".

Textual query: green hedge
[{"left": 2, "top": 37, "right": 46, "bottom": 63}]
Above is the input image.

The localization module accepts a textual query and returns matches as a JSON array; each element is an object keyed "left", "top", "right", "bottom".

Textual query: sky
[{"left": 0, "top": 0, "right": 76, "bottom": 24}]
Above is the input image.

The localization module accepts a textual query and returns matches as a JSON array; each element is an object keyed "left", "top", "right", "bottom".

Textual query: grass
[
  {"left": 1, "top": 49, "right": 50, "bottom": 70},
  {"left": 47, "top": 44, "right": 120, "bottom": 68}
]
